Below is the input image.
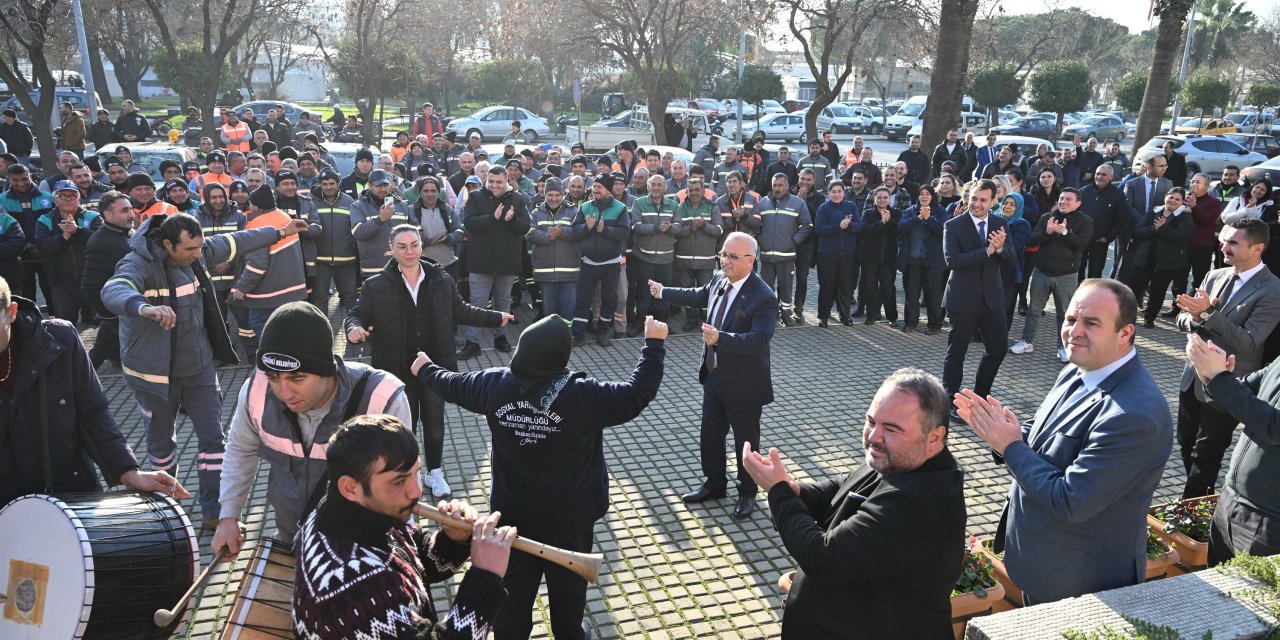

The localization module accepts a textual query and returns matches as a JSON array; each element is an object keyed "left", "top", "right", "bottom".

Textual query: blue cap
[
  {"left": 538, "top": 143, "right": 553, "bottom": 152},
  {"left": 53, "top": 180, "right": 78, "bottom": 193},
  {"left": 465, "top": 175, "right": 481, "bottom": 185}
]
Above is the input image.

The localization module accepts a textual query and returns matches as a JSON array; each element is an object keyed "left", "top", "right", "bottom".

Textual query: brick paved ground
[{"left": 71, "top": 274, "right": 1206, "bottom": 639}]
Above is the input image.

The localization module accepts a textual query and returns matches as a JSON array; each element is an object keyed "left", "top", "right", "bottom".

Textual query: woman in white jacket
[{"left": 1220, "top": 178, "right": 1276, "bottom": 224}]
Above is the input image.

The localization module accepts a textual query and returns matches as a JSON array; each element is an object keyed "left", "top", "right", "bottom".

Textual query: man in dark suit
[
  {"left": 743, "top": 368, "right": 964, "bottom": 639},
  {"left": 974, "top": 132, "right": 1000, "bottom": 181},
  {"left": 941, "top": 179, "right": 1016, "bottom": 421},
  {"left": 1175, "top": 218, "right": 1280, "bottom": 499},
  {"left": 650, "top": 231, "right": 778, "bottom": 520},
  {"left": 956, "top": 279, "right": 1173, "bottom": 605},
  {"left": 1187, "top": 333, "right": 1280, "bottom": 566},
  {"left": 1117, "top": 155, "right": 1171, "bottom": 286}
]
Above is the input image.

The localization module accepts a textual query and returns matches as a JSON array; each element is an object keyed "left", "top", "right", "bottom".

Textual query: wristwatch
[{"left": 1196, "top": 310, "right": 1211, "bottom": 322}]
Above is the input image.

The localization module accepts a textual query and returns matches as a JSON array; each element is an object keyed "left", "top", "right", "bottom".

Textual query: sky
[{"left": 999, "top": 0, "right": 1279, "bottom": 34}]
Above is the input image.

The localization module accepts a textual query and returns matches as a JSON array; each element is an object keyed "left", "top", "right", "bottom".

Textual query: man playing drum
[
  {"left": 293, "top": 414, "right": 515, "bottom": 639},
  {"left": 212, "top": 301, "right": 410, "bottom": 557}
]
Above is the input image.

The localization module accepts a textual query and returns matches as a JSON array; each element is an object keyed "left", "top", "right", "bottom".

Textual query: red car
[{"left": 1224, "top": 133, "right": 1280, "bottom": 159}]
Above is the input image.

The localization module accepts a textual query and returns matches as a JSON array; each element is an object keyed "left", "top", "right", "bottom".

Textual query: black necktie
[
  {"left": 707, "top": 283, "right": 731, "bottom": 370},
  {"left": 978, "top": 220, "right": 987, "bottom": 247},
  {"left": 1147, "top": 180, "right": 1157, "bottom": 212},
  {"left": 1216, "top": 274, "right": 1240, "bottom": 309}
]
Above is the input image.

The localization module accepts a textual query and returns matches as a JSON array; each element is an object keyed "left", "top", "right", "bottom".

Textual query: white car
[
  {"left": 725, "top": 113, "right": 807, "bottom": 143},
  {"left": 815, "top": 104, "right": 868, "bottom": 135},
  {"left": 445, "top": 106, "right": 552, "bottom": 143},
  {"left": 718, "top": 99, "right": 759, "bottom": 120},
  {"left": 1224, "top": 111, "right": 1275, "bottom": 134},
  {"left": 760, "top": 100, "right": 787, "bottom": 115}
]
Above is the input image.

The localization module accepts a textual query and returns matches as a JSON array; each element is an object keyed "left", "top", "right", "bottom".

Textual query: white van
[{"left": 885, "top": 95, "right": 981, "bottom": 141}]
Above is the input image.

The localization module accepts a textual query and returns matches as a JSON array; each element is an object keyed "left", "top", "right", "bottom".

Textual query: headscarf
[
  {"left": 509, "top": 314, "right": 573, "bottom": 403},
  {"left": 1001, "top": 192, "right": 1024, "bottom": 225}
]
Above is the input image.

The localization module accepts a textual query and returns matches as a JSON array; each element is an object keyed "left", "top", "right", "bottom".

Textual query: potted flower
[
  {"left": 952, "top": 536, "right": 1006, "bottom": 639},
  {"left": 1148, "top": 494, "right": 1217, "bottom": 569},
  {"left": 1144, "top": 531, "right": 1180, "bottom": 580},
  {"left": 973, "top": 536, "right": 1022, "bottom": 605}
]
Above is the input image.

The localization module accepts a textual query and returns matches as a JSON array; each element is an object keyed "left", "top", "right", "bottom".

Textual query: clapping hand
[
  {"left": 1186, "top": 334, "right": 1235, "bottom": 385},
  {"left": 742, "top": 443, "right": 799, "bottom": 495},
  {"left": 987, "top": 227, "right": 1006, "bottom": 253},
  {"left": 1154, "top": 214, "right": 1168, "bottom": 229},
  {"left": 493, "top": 203, "right": 507, "bottom": 220},
  {"left": 1175, "top": 288, "right": 1214, "bottom": 316},
  {"left": 953, "top": 390, "right": 1022, "bottom": 455}
]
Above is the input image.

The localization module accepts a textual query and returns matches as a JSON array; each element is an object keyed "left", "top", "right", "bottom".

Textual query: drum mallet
[{"left": 153, "top": 550, "right": 229, "bottom": 627}]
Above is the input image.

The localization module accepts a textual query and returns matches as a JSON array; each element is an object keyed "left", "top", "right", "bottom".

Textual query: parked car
[
  {"left": 815, "top": 104, "right": 868, "bottom": 134},
  {"left": 1174, "top": 117, "right": 1237, "bottom": 135},
  {"left": 1134, "top": 134, "right": 1266, "bottom": 181},
  {"left": 1, "top": 88, "right": 104, "bottom": 125},
  {"left": 1222, "top": 133, "right": 1280, "bottom": 159},
  {"left": 849, "top": 105, "right": 888, "bottom": 135},
  {"left": 783, "top": 100, "right": 812, "bottom": 113},
  {"left": 759, "top": 100, "right": 787, "bottom": 115},
  {"left": 93, "top": 143, "right": 197, "bottom": 185},
  {"left": 996, "top": 109, "right": 1022, "bottom": 124},
  {"left": 444, "top": 106, "right": 551, "bottom": 143},
  {"left": 232, "top": 101, "right": 311, "bottom": 125},
  {"left": 1241, "top": 155, "right": 1280, "bottom": 195},
  {"left": 667, "top": 98, "right": 725, "bottom": 120},
  {"left": 718, "top": 99, "right": 759, "bottom": 120},
  {"left": 324, "top": 142, "right": 382, "bottom": 177},
  {"left": 1224, "top": 111, "right": 1275, "bottom": 134},
  {"left": 1061, "top": 114, "right": 1127, "bottom": 141},
  {"left": 1124, "top": 121, "right": 1138, "bottom": 138},
  {"left": 723, "top": 112, "right": 807, "bottom": 142},
  {"left": 989, "top": 116, "right": 1057, "bottom": 140}
]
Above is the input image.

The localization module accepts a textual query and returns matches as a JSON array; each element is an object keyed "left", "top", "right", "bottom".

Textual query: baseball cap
[
  {"left": 368, "top": 169, "right": 391, "bottom": 186},
  {"left": 52, "top": 180, "right": 78, "bottom": 193}
]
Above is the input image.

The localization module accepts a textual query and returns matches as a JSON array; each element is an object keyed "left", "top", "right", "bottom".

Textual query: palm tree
[
  {"left": 1190, "top": 0, "right": 1255, "bottom": 71},
  {"left": 1133, "top": 0, "right": 1194, "bottom": 158}
]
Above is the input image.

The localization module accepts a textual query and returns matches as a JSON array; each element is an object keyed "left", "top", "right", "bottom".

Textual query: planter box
[
  {"left": 1144, "top": 545, "right": 1180, "bottom": 580},
  {"left": 974, "top": 538, "right": 1023, "bottom": 606},
  {"left": 952, "top": 582, "right": 1006, "bottom": 640},
  {"left": 1147, "top": 494, "right": 1217, "bottom": 570}
]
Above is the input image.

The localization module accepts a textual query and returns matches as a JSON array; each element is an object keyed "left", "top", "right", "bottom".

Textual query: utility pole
[
  {"left": 1169, "top": 2, "right": 1197, "bottom": 127},
  {"left": 71, "top": 0, "right": 98, "bottom": 122},
  {"left": 736, "top": 27, "right": 746, "bottom": 143}
]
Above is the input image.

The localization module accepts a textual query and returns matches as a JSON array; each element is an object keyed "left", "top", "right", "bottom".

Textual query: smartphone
[{"left": 384, "top": 196, "right": 393, "bottom": 206}]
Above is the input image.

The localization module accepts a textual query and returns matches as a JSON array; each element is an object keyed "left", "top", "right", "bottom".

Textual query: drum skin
[{"left": 0, "top": 491, "right": 198, "bottom": 639}]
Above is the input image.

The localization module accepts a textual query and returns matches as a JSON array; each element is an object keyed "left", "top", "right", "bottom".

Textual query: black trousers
[
  {"left": 1004, "top": 283, "right": 1020, "bottom": 328},
  {"left": 21, "top": 258, "right": 51, "bottom": 306},
  {"left": 1189, "top": 247, "right": 1215, "bottom": 292},
  {"left": 89, "top": 316, "right": 120, "bottom": 367},
  {"left": 630, "top": 259, "right": 672, "bottom": 318},
  {"left": 701, "top": 377, "right": 763, "bottom": 496},
  {"left": 859, "top": 260, "right": 897, "bottom": 322},
  {"left": 493, "top": 523, "right": 594, "bottom": 640},
  {"left": 402, "top": 374, "right": 447, "bottom": 469},
  {"left": 816, "top": 252, "right": 854, "bottom": 321},
  {"left": 795, "top": 241, "right": 816, "bottom": 312},
  {"left": 1079, "top": 240, "right": 1109, "bottom": 281},
  {"left": 1018, "top": 250, "right": 1038, "bottom": 308},
  {"left": 1141, "top": 265, "right": 1183, "bottom": 321},
  {"left": 48, "top": 279, "right": 84, "bottom": 323},
  {"left": 942, "top": 306, "right": 1008, "bottom": 398},
  {"left": 903, "top": 264, "right": 943, "bottom": 329},
  {"left": 573, "top": 262, "right": 619, "bottom": 336},
  {"left": 1178, "top": 388, "right": 1240, "bottom": 499},
  {"left": 1209, "top": 486, "right": 1280, "bottom": 567}
]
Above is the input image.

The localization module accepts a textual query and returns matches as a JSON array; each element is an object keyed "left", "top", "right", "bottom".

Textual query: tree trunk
[
  {"left": 85, "top": 35, "right": 112, "bottom": 103},
  {"left": 1133, "top": 0, "right": 1193, "bottom": 157},
  {"left": 647, "top": 88, "right": 671, "bottom": 146},
  {"left": 920, "top": 0, "right": 979, "bottom": 180}
]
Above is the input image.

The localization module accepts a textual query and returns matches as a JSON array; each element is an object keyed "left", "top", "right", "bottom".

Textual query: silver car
[
  {"left": 444, "top": 106, "right": 552, "bottom": 143},
  {"left": 727, "top": 113, "right": 807, "bottom": 142},
  {"left": 1133, "top": 134, "right": 1267, "bottom": 182},
  {"left": 1061, "top": 114, "right": 1127, "bottom": 141}
]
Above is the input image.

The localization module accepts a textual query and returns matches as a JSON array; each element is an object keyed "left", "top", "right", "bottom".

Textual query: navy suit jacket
[
  {"left": 999, "top": 354, "right": 1173, "bottom": 604},
  {"left": 942, "top": 213, "right": 1016, "bottom": 313},
  {"left": 662, "top": 270, "right": 777, "bottom": 406},
  {"left": 1121, "top": 176, "right": 1172, "bottom": 243}
]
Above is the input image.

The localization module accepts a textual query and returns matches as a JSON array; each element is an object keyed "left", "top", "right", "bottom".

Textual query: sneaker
[
  {"left": 1009, "top": 340, "right": 1035, "bottom": 354},
  {"left": 1057, "top": 347, "right": 1069, "bottom": 363},
  {"left": 426, "top": 468, "right": 452, "bottom": 500},
  {"left": 457, "top": 341, "right": 481, "bottom": 360},
  {"left": 494, "top": 334, "right": 512, "bottom": 353}
]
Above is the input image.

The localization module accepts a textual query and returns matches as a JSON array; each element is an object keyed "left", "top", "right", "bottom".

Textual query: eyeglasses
[
  {"left": 718, "top": 251, "right": 750, "bottom": 261},
  {"left": 55, "top": 192, "right": 78, "bottom": 199}
]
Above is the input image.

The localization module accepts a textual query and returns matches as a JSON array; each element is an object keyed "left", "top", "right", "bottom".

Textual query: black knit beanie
[
  {"left": 510, "top": 314, "right": 572, "bottom": 399},
  {"left": 257, "top": 302, "right": 337, "bottom": 376},
  {"left": 249, "top": 185, "right": 276, "bottom": 210}
]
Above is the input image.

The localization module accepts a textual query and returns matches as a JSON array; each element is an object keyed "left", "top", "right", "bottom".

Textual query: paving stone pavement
[{"left": 70, "top": 278, "right": 1210, "bottom": 639}]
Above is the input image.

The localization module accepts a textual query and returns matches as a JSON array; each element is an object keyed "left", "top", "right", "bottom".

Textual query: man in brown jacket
[{"left": 59, "top": 102, "right": 87, "bottom": 159}]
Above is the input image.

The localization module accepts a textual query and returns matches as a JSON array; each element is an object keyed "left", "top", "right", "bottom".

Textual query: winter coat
[
  {"left": 350, "top": 191, "right": 418, "bottom": 279},
  {"left": 235, "top": 209, "right": 308, "bottom": 308},
  {"left": 33, "top": 206, "right": 102, "bottom": 286},
  {"left": 630, "top": 194, "right": 680, "bottom": 265},
  {"left": 859, "top": 206, "right": 901, "bottom": 267},
  {"left": 1134, "top": 205, "right": 1193, "bottom": 271},
  {"left": 573, "top": 196, "right": 630, "bottom": 263},
  {"left": 673, "top": 199, "right": 721, "bottom": 270},
  {"left": 0, "top": 212, "right": 24, "bottom": 287},
  {"left": 756, "top": 193, "right": 812, "bottom": 263},
  {"left": 1027, "top": 209, "right": 1093, "bottom": 277},
  {"left": 114, "top": 111, "right": 150, "bottom": 141},
  {"left": 896, "top": 204, "right": 947, "bottom": 272},
  {"left": 815, "top": 199, "right": 861, "bottom": 257},
  {"left": 79, "top": 220, "right": 130, "bottom": 318},
  {"left": 462, "top": 187, "right": 531, "bottom": 275},
  {"left": 87, "top": 120, "right": 117, "bottom": 150},
  {"left": 0, "top": 119, "right": 35, "bottom": 156},
  {"left": 60, "top": 111, "right": 86, "bottom": 151},
  {"left": 193, "top": 201, "right": 248, "bottom": 291},
  {"left": 313, "top": 191, "right": 358, "bottom": 264},
  {"left": 527, "top": 202, "right": 581, "bottom": 282},
  {"left": 276, "top": 193, "right": 323, "bottom": 276}
]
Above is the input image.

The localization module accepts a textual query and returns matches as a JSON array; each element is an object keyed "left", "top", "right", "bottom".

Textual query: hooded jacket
[
  {"left": 347, "top": 259, "right": 503, "bottom": 378},
  {"left": 0, "top": 297, "right": 139, "bottom": 507},
  {"left": 60, "top": 110, "right": 86, "bottom": 151},
  {"left": 102, "top": 216, "right": 280, "bottom": 397},
  {"left": 34, "top": 204, "right": 102, "bottom": 285},
  {"left": 235, "top": 208, "right": 308, "bottom": 308},
  {"left": 194, "top": 184, "right": 248, "bottom": 291},
  {"left": 527, "top": 201, "right": 581, "bottom": 282},
  {"left": 350, "top": 190, "right": 417, "bottom": 278}
]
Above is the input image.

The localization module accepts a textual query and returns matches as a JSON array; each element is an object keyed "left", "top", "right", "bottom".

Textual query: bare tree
[
  {"left": 0, "top": 0, "right": 65, "bottom": 164},
  {"left": 90, "top": 0, "right": 156, "bottom": 102},
  {"left": 309, "top": 0, "right": 412, "bottom": 142},
  {"left": 918, "top": 0, "right": 980, "bottom": 176},
  {"left": 577, "top": 0, "right": 710, "bottom": 145},
  {"left": 140, "top": 0, "right": 294, "bottom": 138},
  {"left": 778, "top": 0, "right": 915, "bottom": 141}
]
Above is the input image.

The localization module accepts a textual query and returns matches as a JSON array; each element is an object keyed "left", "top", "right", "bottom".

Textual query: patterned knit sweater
[{"left": 293, "top": 490, "right": 507, "bottom": 639}]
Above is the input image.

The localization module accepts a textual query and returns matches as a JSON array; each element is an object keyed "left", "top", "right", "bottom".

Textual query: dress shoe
[
  {"left": 493, "top": 335, "right": 511, "bottom": 353},
  {"left": 794, "top": 310, "right": 806, "bottom": 324},
  {"left": 862, "top": 317, "right": 876, "bottom": 325},
  {"left": 457, "top": 341, "right": 481, "bottom": 360},
  {"left": 817, "top": 319, "right": 829, "bottom": 328},
  {"left": 949, "top": 408, "right": 964, "bottom": 424},
  {"left": 923, "top": 327, "right": 940, "bottom": 335},
  {"left": 681, "top": 484, "right": 727, "bottom": 503},
  {"left": 1143, "top": 318, "right": 1156, "bottom": 328},
  {"left": 781, "top": 315, "right": 798, "bottom": 328},
  {"left": 1161, "top": 308, "right": 1179, "bottom": 318},
  {"left": 733, "top": 495, "right": 755, "bottom": 521},
  {"left": 841, "top": 317, "right": 854, "bottom": 326},
  {"left": 851, "top": 307, "right": 865, "bottom": 318},
  {"left": 902, "top": 324, "right": 917, "bottom": 333}
]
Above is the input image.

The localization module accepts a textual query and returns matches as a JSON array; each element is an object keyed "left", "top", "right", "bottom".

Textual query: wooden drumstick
[
  {"left": 413, "top": 503, "right": 604, "bottom": 584},
  {"left": 153, "top": 550, "right": 228, "bottom": 627}
]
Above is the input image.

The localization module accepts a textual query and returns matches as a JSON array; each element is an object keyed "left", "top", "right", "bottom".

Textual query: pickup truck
[{"left": 566, "top": 107, "right": 711, "bottom": 151}]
